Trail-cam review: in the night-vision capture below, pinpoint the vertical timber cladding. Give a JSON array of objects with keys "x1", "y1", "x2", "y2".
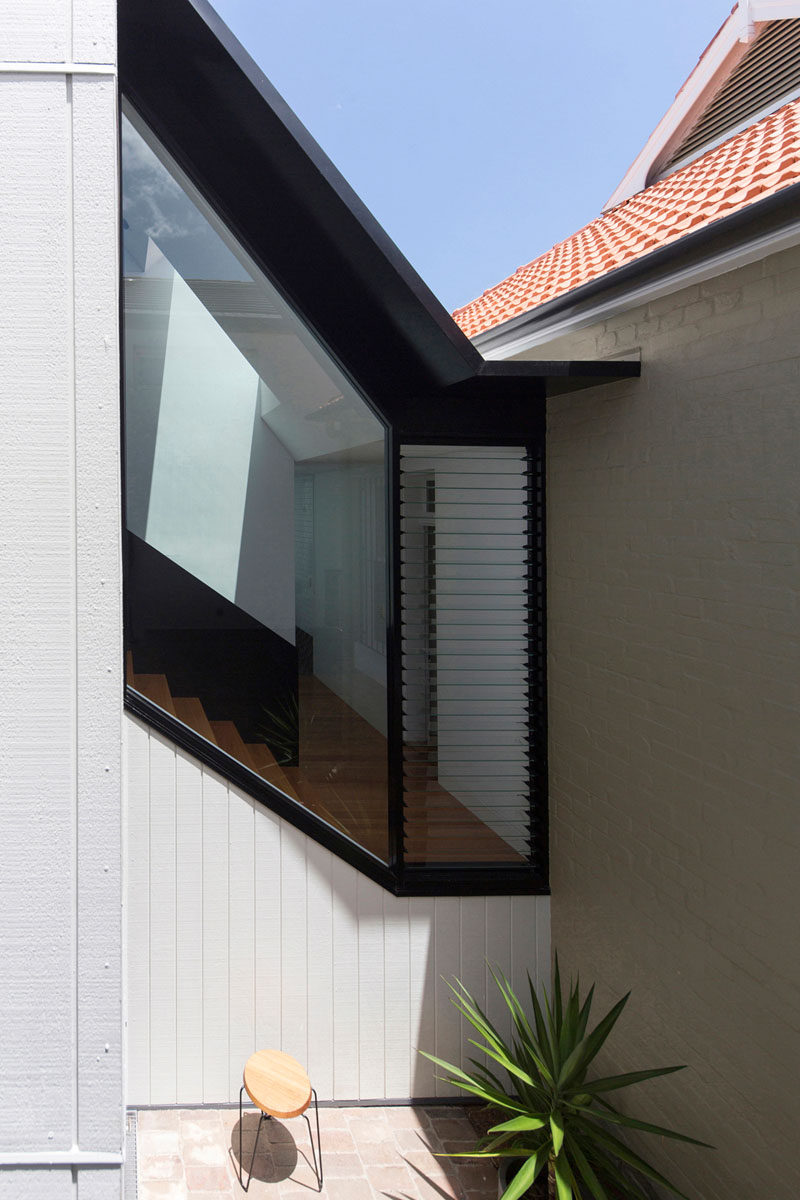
[{"x1": 399, "y1": 445, "x2": 543, "y2": 870}]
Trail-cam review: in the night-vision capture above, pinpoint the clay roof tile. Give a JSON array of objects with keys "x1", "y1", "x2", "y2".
[{"x1": 453, "y1": 97, "x2": 800, "y2": 339}]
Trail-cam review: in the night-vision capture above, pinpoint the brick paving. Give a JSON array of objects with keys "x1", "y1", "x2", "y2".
[{"x1": 136, "y1": 1104, "x2": 497, "y2": 1200}]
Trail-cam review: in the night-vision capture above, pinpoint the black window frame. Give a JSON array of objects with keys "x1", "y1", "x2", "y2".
[{"x1": 118, "y1": 0, "x2": 638, "y2": 896}]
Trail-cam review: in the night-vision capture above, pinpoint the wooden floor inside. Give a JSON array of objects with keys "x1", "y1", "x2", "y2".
[
  {"x1": 293, "y1": 677, "x2": 523, "y2": 864},
  {"x1": 128, "y1": 655, "x2": 524, "y2": 865}
]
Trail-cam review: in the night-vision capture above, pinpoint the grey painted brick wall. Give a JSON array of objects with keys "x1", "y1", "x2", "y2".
[{"x1": 519, "y1": 247, "x2": 800, "y2": 1200}]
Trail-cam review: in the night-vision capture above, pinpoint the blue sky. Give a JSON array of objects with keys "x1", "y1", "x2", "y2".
[{"x1": 212, "y1": 0, "x2": 731, "y2": 312}]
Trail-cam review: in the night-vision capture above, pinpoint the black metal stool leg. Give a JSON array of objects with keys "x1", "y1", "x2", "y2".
[
  {"x1": 238, "y1": 1087, "x2": 269, "y2": 1192},
  {"x1": 302, "y1": 1087, "x2": 323, "y2": 1192}
]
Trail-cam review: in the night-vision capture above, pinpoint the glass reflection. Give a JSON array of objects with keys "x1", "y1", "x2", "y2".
[{"x1": 122, "y1": 105, "x2": 389, "y2": 861}]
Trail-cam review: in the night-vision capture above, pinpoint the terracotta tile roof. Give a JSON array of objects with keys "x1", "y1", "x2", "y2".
[{"x1": 453, "y1": 96, "x2": 800, "y2": 339}]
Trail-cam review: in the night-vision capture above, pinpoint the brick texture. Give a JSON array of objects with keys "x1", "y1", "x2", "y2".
[{"x1": 525, "y1": 245, "x2": 800, "y2": 1200}]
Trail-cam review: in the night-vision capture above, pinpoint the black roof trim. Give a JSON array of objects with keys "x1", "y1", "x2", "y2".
[
  {"x1": 443, "y1": 358, "x2": 641, "y2": 401},
  {"x1": 119, "y1": 0, "x2": 629, "y2": 409},
  {"x1": 119, "y1": 0, "x2": 482, "y2": 403}
]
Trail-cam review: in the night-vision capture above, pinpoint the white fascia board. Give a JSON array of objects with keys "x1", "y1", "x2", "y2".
[
  {"x1": 474, "y1": 217, "x2": 800, "y2": 360},
  {"x1": 604, "y1": 4, "x2": 765, "y2": 211},
  {"x1": 754, "y1": 1, "x2": 800, "y2": 16}
]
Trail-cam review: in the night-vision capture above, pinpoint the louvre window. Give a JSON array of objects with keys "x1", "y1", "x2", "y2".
[{"x1": 400, "y1": 446, "x2": 539, "y2": 868}]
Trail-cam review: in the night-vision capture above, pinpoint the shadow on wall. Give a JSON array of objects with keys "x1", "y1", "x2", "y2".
[{"x1": 124, "y1": 715, "x2": 550, "y2": 1109}]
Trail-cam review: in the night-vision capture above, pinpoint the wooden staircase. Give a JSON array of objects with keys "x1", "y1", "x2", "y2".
[
  {"x1": 126, "y1": 651, "x2": 366, "y2": 848},
  {"x1": 126, "y1": 653, "x2": 523, "y2": 865}
]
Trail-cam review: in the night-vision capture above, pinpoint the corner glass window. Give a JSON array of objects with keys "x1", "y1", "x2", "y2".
[{"x1": 122, "y1": 106, "x2": 389, "y2": 862}]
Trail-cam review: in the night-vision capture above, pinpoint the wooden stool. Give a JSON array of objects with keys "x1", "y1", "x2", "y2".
[{"x1": 238, "y1": 1049, "x2": 322, "y2": 1192}]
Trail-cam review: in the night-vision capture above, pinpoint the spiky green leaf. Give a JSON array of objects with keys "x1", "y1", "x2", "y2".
[
  {"x1": 553, "y1": 956, "x2": 564, "y2": 1028},
  {"x1": 580, "y1": 1065, "x2": 686, "y2": 1095},
  {"x1": 553, "y1": 1150, "x2": 575, "y2": 1200},
  {"x1": 527, "y1": 974, "x2": 557, "y2": 1076},
  {"x1": 557, "y1": 992, "x2": 630, "y2": 1089},
  {"x1": 575, "y1": 1141, "x2": 652, "y2": 1200},
  {"x1": 500, "y1": 1146, "x2": 549, "y2": 1200},
  {"x1": 574, "y1": 1118, "x2": 693, "y2": 1199},
  {"x1": 583, "y1": 1106, "x2": 714, "y2": 1147},
  {"x1": 550, "y1": 1111, "x2": 565, "y2": 1155},
  {"x1": 489, "y1": 1115, "x2": 548, "y2": 1133},
  {"x1": 563, "y1": 1130, "x2": 610, "y2": 1200}
]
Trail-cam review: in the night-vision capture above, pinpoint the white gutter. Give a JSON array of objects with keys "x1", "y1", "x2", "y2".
[
  {"x1": 0, "y1": 1149, "x2": 124, "y2": 1167},
  {"x1": 474, "y1": 216, "x2": 800, "y2": 361}
]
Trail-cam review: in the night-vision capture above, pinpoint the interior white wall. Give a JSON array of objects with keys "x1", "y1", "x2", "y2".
[
  {"x1": 309, "y1": 464, "x2": 387, "y2": 734},
  {"x1": 145, "y1": 269, "x2": 258, "y2": 603},
  {"x1": 234, "y1": 411, "x2": 295, "y2": 645},
  {"x1": 0, "y1": 3, "x2": 122, "y2": 1195},
  {"x1": 125, "y1": 713, "x2": 550, "y2": 1105}
]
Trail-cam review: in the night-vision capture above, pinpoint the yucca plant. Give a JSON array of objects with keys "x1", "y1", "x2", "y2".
[{"x1": 421, "y1": 960, "x2": 711, "y2": 1200}]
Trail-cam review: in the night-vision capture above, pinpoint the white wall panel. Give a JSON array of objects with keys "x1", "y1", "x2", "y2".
[
  {"x1": 408, "y1": 898, "x2": 436, "y2": 1096},
  {"x1": 279, "y1": 825, "x2": 308, "y2": 1076},
  {"x1": 228, "y1": 793, "x2": 255, "y2": 1099},
  {"x1": 124, "y1": 718, "x2": 151, "y2": 1104},
  {"x1": 201, "y1": 772, "x2": 229, "y2": 1103},
  {"x1": 331, "y1": 857, "x2": 359, "y2": 1098},
  {"x1": 0, "y1": 72, "x2": 74, "y2": 1152},
  {"x1": 0, "y1": 2, "x2": 121, "y2": 1193},
  {"x1": 306, "y1": 841, "x2": 334, "y2": 1099},
  {"x1": 0, "y1": 1172, "x2": 74, "y2": 1200},
  {"x1": 357, "y1": 874, "x2": 386, "y2": 1099},
  {"x1": 125, "y1": 713, "x2": 550, "y2": 1105},
  {"x1": 73, "y1": 69, "x2": 122, "y2": 1156},
  {"x1": 485, "y1": 895, "x2": 513, "y2": 1048},
  {"x1": 254, "y1": 807, "x2": 282, "y2": 1053},
  {"x1": 0, "y1": 0, "x2": 68, "y2": 61},
  {"x1": 433, "y1": 898, "x2": 460, "y2": 1097},
  {"x1": 175, "y1": 751, "x2": 203, "y2": 1101},
  {"x1": 148, "y1": 738, "x2": 177, "y2": 1105},
  {"x1": 72, "y1": 0, "x2": 116, "y2": 63},
  {"x1": 458, "y1": 896, "x2": 487, "y2": 1075},
  {"x1": 383, "y1": 894, "x2": 411, "y2": 1098}
]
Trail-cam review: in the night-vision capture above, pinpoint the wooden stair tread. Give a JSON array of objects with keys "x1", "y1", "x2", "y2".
[
  {"x1": 282, "y1": 768, "x2": 387, "y2": 858},
  {"x1": 132, "y1": 673, "x2": 177, "y2": 717},
  {"x1": 126, "y1": 662, "x2": 518, "y2": 867},
  {"x1": 173, "y1": 697, "x2": 217, "y2": 744},
  {"x1": 246, "y1": 743, "x2": 302, "y2": 803},
  {"x1": 210, "y1": 721, "x2": 256, "y2": 770},
  {"x1": 282, "y1": 769, "x2": 362, "y2": 841}
]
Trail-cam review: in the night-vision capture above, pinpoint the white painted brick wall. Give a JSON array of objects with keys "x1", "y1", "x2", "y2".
[
  {"x1": 0, "y1": 3, "x2": 121, "y2": 1196},
  {"x1": 517, "y1": 248, "x2": 800, "y2": 1200}
]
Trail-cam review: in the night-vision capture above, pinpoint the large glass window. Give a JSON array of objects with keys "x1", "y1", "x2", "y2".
[{"x1": 122, "y1": 106, "x2": 389, "y2": 861}]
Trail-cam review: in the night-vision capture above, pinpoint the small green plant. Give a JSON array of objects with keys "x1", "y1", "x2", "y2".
[
  {"x1": 259, "y1": 693, "x2": 300, "y2": 765},
  {"x1": 421, "y1": 959, "x2": 711, "y2": 1200}
]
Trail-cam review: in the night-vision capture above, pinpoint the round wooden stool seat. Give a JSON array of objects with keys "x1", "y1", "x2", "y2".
[{"x1": 242, "y1": 1049, "x2": 312, "y2": 1120}]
